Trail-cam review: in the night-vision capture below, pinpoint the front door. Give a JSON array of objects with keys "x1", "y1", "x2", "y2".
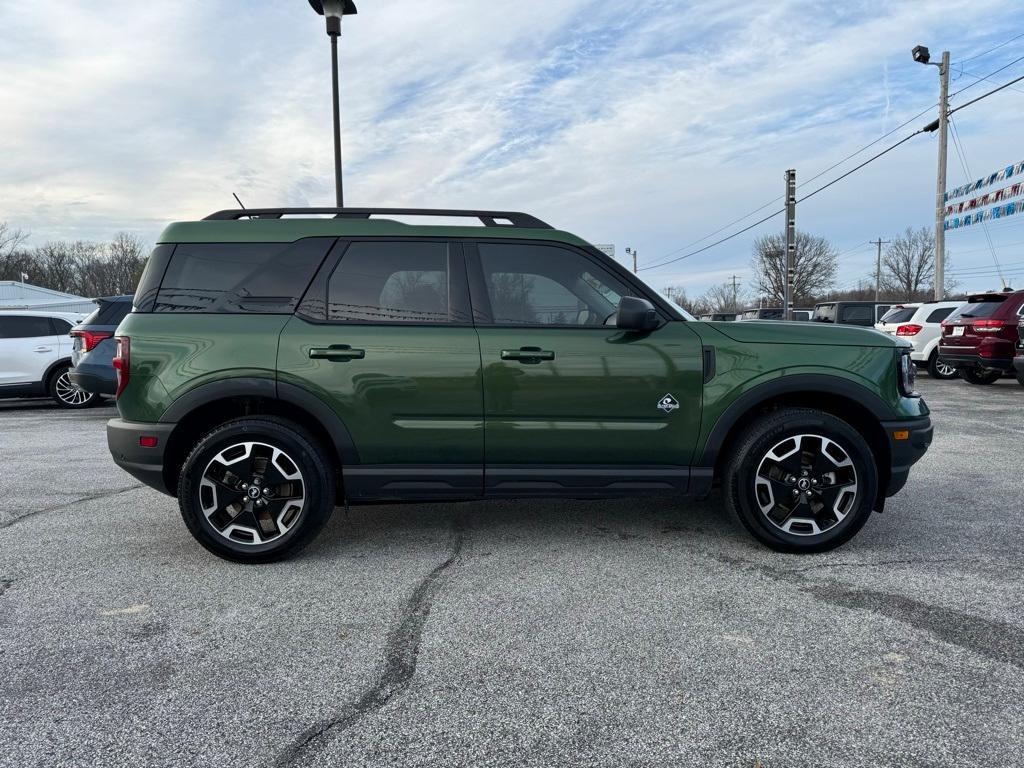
[
  {"x1": 468, "y1": 241, "x2": 703, "y2": 496},
  {"x1": 278, "y1": 239, "x2": 484, "y2": 501}
]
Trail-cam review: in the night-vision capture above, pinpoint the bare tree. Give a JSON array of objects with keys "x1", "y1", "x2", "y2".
[
  {"x1": 0, "y1": 222, "x2": 32, "y2": 281},
  {"x1": 700, "y1": 281, "x2": 747, "y2": 313},
  {"x1": 879, "y1": 227, "x2": 958, "y2": 299},
  {"x1": 105, "y1": 232, "x2": 148, "y2": 294},
  {"x1": 661, "y1": 285, "x2": 709, "y2": 316},
  {"x1": 751, "y1": 231, "x2": 839, "y2": 305}
]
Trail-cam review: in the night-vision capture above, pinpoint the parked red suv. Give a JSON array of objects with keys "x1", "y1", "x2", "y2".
[{"x1": 939, "y1": 289, "x2": 1024, "y2": 385}]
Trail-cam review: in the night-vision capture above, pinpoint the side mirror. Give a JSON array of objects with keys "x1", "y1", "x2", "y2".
[{"x1": 616, "y1": 296, "x2": 659, "y2": 332}]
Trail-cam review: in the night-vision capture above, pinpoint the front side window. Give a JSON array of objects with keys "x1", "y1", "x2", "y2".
[
  {"x1": 0, "y1": 316, "x2": 54, "y2": 339},
  {"x1": 476, "y1": 243, "x2": 630, "y2": 326},
  {"x1": 154, "y1": 239, "x2": 333, "y2": 313},
  {"x1": 327, "y1": 241, "x2": 462, "y2": 323}
]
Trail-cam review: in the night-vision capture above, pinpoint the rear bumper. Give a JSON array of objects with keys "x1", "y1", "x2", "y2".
[
  {"x1": 69, "y1": 365, "x2": 116, "y2": 395},
  {"x1": 937, "y1": 351, "x2": 1014, "y2": 371},
  {"x1": 107, "y1": 418, "x2": 176, "y2": 496},
  {"x1": 881, "y1": 417, "x2": 933, "y2": 498}
]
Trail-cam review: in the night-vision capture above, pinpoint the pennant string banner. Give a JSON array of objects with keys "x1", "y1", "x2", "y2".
[
  {"x1": 945, "y1": 200, "x2": 1023, "y2": 230},
  {"x1": 944, "y1": 181, "x2": 1024, "y2": 218},
  {"x1": 945, "y1": 160, "x2": 1024, "y2": 202}
]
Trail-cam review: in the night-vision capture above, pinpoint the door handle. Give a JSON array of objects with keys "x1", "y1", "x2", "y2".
[
  {"x1": 308, "y1": 344, "x2": 365, "y2": 361},
  {"x1": 501, "y1": 347, "x2": 555, "y2": 364},
  {"x1": 34, "y1": 346, "x2": 53, "y2": 353}
]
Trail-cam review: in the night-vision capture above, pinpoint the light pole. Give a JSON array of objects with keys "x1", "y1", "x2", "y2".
[
  {"x1": 913, "y1": 44, "x2": 949, "y2": 300},
  {"x1": 308, "y1": 0, "x2": 358, "y2": 208},
  {"x1": 626, "y1": 247, "x2": 638, "y2": 274}
]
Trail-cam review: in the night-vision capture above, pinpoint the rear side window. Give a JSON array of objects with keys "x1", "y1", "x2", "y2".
[
  {"x1": 134, "y1": 244, "x2": 175, "y2": 312},
  {"x1": 81, "y1": 301, "x2": 132, "y2": 326},
  {"x1": 0, "y1": 316, "x2": 54, "y2": 338},
  {"x1": 327, "y1": 241, "x2": 467, "y2": 324},
  {"x1": 50, "y1": 318, "x2": 73, "y2": 334},
  {"x1": 925, "y1": 307, "x2": 955, "y2": 323},
  {"x1": 880, "y1": 306, "x2": 916, "y2": 323},
  {"x1": 813, "y1": 304, "x2": 836, "y2": 322},
  {"x1": 840, "y1": 305, "x2": 873, "y2": 324},
  {"x1": 153, "y1": 239, "x2": 334, "y2": 313}
]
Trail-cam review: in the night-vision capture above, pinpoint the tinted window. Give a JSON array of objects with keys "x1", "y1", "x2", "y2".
[
  {"x1": 880, "y1": 306, "x2": 917, "y2": 324},
  {"x1": 50, "y1": 318, "x2": 73, "y2": 334},
  {"x1": 327, "y1": 241, "x2": 460, "y2": 323},
  {"x1": 925, "y1": 307, "x2": 955, "y2": 323},
  {"x1": 476, "y1": 243, "x2": 631, "y2": 326},
  {"x1": 839, "y1": 305, "x2": 873, "y2": 323},
  {"x1": 134, "y1": 244, "x2": 175, "y2": 312},
  {"x1": 813, "y1": 304, "x2": 836, "y2": 322},
  {"x1": 0, "y1": 316, "x2": 54, "y2": 339},
  {"x1": 154, "y1": 239, "x2": 333, "y2": 313},
  {"x1": 954, "y1": 299, "x2": 1003, "y2": 319}
]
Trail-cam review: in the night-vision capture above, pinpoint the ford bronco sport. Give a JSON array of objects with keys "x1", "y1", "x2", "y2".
[{"x1": 107, "y1": 208, "x2": 932, "y2": 562}]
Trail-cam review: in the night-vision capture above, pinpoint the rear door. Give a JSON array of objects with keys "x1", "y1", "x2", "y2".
[
  {"x1": 278, "y1": 239, "x2": 484, "y2": 501},
  {"x1": 0, "y1": 315, "x2": 61, "y2": 385},
  {"x1": 468, "y1": 240, "x2": 703, "y2": 496}
]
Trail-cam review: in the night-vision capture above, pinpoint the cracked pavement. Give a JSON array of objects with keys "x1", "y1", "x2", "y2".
[{"x1": 0, "y1": 378, "x2": 1022, "y2": 767}]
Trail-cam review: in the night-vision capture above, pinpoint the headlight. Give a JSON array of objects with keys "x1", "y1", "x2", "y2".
[{"x1": 898, "y1": 350, "x2": 917, "y2": 397}]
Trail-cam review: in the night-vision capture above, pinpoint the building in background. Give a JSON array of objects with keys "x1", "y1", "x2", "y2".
[{"x1": 0, "y1": 281, "x2": 95, "y2": 314}]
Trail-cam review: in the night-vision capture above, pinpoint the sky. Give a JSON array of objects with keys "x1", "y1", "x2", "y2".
[{"x1": 1, "y1": 0, "x2": 1023, "y2": 298}]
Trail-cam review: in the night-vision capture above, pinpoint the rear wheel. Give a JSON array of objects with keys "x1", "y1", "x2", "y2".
[
  {"x1": 960, "y1": 368, "x2": 1002, "y2": 385},
  {"x1": 927, "y1": 351, "x2": 959, "y2": 380},
  {"x1": 177, "y1": 417, "x2": 335, "y2": 563},
  {"x1": 1016, "y1": 366, "x2": 1024, "y2": 388},
  {"x1": 723, "y1": 408, "x2": 878, "y2": 553},
  {"x1": 49, "y1": 365, "x2": 100, "y2": 409}
]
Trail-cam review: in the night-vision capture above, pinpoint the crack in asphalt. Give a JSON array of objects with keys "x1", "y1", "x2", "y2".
[
  {"x1": 0, "y1": 484, "x2": 144, "y2": 529},
  {"x1": 0, "y1": 579, "x2": 13, "y2": 598},
  {"x1": 712, "y1": 553, "x2": 1024, "y2": 670},
  {"x1": 275, "y1": 511, "x2": 469, "y2": 767}
]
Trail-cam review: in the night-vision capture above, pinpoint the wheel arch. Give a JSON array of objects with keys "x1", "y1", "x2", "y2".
[
  {"x1": 701, "y1": 375, "x2": 892, "y2": 507},
  {"x1": 42, "y1": 357, "x2": 73, "y2": 388},
  {"x1": 159, "y1": 378, "x2": 358, "y2": 498}
]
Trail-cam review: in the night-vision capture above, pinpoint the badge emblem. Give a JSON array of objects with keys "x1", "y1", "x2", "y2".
[{"x1": 657, "y1": 394, "x2": 680, "y2": 413}]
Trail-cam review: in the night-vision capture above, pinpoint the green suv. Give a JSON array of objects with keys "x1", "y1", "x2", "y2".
[{"x1": 106, "y1": 208, "x2": 932, "y2": 562}]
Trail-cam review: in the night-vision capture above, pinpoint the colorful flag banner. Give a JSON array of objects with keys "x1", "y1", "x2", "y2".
[
  {"x1": 944, "y1": 181, "x2": 1024, "y2": 218},
  {"x1": 945, "y1": 160, "x2": 1024, "y2": 202},
  {"x1": 945, "y1": 200, "x2": 1023, "y2": 230}
]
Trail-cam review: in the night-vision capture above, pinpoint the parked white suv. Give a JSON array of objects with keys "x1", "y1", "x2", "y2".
[
  {"x1": 0, "y1": 311, "x2": 101, "y2": 408},
  {"x1": 875, "y1": 301, "x2": 963, "y2": 379}
]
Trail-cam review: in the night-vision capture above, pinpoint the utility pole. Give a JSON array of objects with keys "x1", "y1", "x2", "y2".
[
  {"x1": 784, "y1": 169, "x2": 797, "y2": 320},
  {"x1": 871, "y1": 238, "x2": 890, "y2": 302},
  {"x1": 626, "y1": 247, "x2": 638, "y2": 274},
  {"x1": 934, "y1": 50, "x2": 950, "y2": 300},
  {"x1": 730, "y1": 274, "x2": 740, "y2": 310}
]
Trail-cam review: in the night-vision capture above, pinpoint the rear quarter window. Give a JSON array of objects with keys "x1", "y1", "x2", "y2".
[
  {"x1": 924, "y1": 307, "x2": 955, "y2": 324},
  {"x1": 880, "y1": 306, "x2": 917, "y2": 324},
  {"x1": 153, "y1": 238, "x2": 334, "y2": 313}
]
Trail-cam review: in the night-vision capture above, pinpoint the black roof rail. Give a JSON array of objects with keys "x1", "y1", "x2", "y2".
[{"x1": 203, "y1": 207, "x2": 553, "y2": 229}]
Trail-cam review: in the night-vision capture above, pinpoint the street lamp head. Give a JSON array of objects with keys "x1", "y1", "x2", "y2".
[
  {"x1": 308, "y1": 0, "x2": 357, "y2": 36},
  {"x1": 911, "y1": 45, "x2": 931, "y2": 65}
]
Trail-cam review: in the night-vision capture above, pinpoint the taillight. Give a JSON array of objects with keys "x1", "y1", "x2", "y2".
[
  {"x1": 70, "y1": 329, "x2": 113, "y2": 352},
  {"x1": 112, "y1": 336, "x2": 130, "y2": 399},
  {"x1": 896, "y1": 324, "x2": 923, "y2": 337},
  {"x1": 971, "y1": 319, "x2": 1005, "y2": 333}
]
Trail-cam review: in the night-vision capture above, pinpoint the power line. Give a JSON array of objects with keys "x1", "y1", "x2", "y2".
[
  {"x1": 949, "y1": 54, "x2": 1024, "y2": 99},
  {"x1": 956, "y1": 68, "x2": 1024, "y2": 95},
  {"x1": 637, "y1": 206, "x2": 785, "y2": 271},
  {"x1": 948, "y1": 116, "x2": 1005, "y2": 285},
  {"x1": 954, "y1": 32, "x2": 1024, "y2": 67},
  {"x1": 950, "y1": 71, "x2": 1024, "y2": 115}
]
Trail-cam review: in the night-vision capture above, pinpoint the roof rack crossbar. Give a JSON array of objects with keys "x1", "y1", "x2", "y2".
[{"x1": 203, "y1": 207, "x2": 553, "y2": 229}]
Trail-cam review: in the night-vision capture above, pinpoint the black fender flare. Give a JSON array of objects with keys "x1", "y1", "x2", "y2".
[
  {"x1": 42, "y1": 357, "x2": 74, "y2": 388},
  {"x1": 698, "y1": 373, "x2": 892, "y2": 467},
  {"x1": 158, "y1": 377, "x2": 360, "y2": 465}
]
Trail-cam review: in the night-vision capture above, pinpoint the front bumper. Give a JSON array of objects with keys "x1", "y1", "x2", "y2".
[
  {"x1": 107, "y1": 418, "x2": 177, "y2": 496},
  {"x1": 880, "y1": 417, "x2": 933, "y2": 498}
]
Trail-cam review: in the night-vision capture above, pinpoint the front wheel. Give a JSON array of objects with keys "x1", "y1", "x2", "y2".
[
  {"x1": 723, "y1": 408, "x2": 878, "y2": 553},
  {"x1": 177, "y1": 417, "x2": 335, "y2": 563},
  {"x1": 49, "y1": 365, "x2": 101, "y2": 409},
  {"x1": 960, "y1": 367, "x2": 1002, "y2": 385},
  {"x1": 927, "y1": 351, "x2": 959, "y2": 380}
]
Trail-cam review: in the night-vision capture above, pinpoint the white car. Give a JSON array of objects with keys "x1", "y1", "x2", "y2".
[
  {"x1": 0, "y1": 310, "x2": 101, "y2": 408},
  {"x1": 874, "y1": 301, "x2": 963, "y2": 379}
]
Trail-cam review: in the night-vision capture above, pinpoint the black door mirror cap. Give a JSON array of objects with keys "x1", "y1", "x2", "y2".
[{"x1": 616, "y1": 296, "x2": 660, "y2": 332}]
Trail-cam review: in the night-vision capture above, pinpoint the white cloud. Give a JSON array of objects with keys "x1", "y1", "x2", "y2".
[{"x1": 1, "y1": 0, "x2": 1022, "y2": 295}]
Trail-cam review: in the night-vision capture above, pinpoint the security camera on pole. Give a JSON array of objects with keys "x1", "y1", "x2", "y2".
[
  {"x1": 912, "y1": 44, "x2": 950, "y2": 300},
  {"x1": 308, "y1": 0, "x2": 358, "y2": 208}
]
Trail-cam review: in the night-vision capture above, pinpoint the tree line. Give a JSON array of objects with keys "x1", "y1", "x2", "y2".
[
  {"x1": 0, "y1": 222, "x2": 147, "y2": 298},
  {"x1": 665, "y1": 226, "x2": 962, "y2": 317}
]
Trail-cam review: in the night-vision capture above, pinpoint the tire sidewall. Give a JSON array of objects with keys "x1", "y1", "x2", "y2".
[
  {"x1": 729, "y1": 411, "x2": 878, "y2": 553},
  {"x1": 960, "y1": 368, "x2": 1000, "y2": 385},
  {"x1": 928, "y1": 351, "x2": 958, "y2": 380},
  {"x1": 178, "y1": 419, "x2": 334, "y2": 562}
]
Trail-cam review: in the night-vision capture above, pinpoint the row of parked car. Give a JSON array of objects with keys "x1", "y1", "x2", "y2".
[
  {"x1": 0, "y1": 295, "x2": 131, "y2": 408},
  {"x1": 2, "y1": 289, "x2": 1022, "y2": 410}
]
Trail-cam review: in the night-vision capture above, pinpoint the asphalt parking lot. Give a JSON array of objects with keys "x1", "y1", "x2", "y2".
[{"x1": 1, "y1": 378, "x2": 1022, "y2": 768}]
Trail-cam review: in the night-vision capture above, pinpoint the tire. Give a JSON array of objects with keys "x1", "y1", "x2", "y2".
[
  {"x1": 927, "y1": 351, "x2": 959, "y2": 380},
  {"x1": 48, "y1": 365, "x2": 101, "y2": 409},
  {"x1": 960, "y1": 368, "x2": 1002, "y2": 385},
  {"x1": 1016, "y1": 366, "x2": 1024, "y2": 388},
  {"x1": 722, "y1": 407, "x2": 878, "y2": 554},
  {"x1": 177, "y1": 417, "x2": 335, "y2": 563}
]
